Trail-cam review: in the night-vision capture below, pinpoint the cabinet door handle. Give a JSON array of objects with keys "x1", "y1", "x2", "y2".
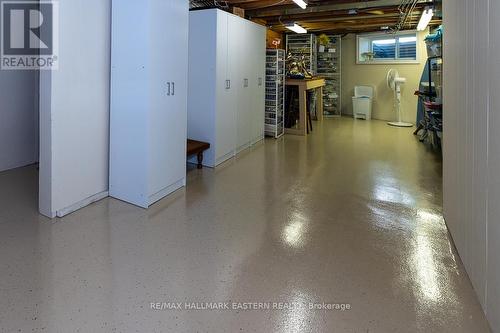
[
  {"x1": 258, "y1": 77, "x2": 262, "y2": 86},
  {"x1": 172, "y1": 82, "x2": 175, "y2": 96},
  {"x1": 226, "y1": 79, "x2": 231, "y2": 89},
  {"x1": 167, "y1": 82, "x2": 171, "y2": 96},
  {"x1": 244, "y1": 78, "x2": 248, "y2": 87}
]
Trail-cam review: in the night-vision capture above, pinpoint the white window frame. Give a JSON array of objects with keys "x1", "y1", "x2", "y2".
[{"x1": 356, "y1": 30, "x2": 420, "y2": 65}]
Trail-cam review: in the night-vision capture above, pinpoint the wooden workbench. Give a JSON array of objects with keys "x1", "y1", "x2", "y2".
[{"x1": 285, "y1": 77, "x2": 325, "y2": 136}]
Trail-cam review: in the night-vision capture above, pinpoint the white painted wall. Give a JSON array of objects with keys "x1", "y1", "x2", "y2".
[
  {"x1": 0, "y1": 71, "x2": 39, "y2": 172},
  {"x1": 443, "y1": 0, "x2": 500, "y2": 331},
  {"x1": 39, "y1": 0, "x2": 111, "y2": 217},
  {"x1": 487, "y1": 0, "x2": 500, "y2": 329}
]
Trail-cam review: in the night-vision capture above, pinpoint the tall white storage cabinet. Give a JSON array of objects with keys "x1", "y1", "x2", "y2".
[
  {"x1": 39, "y1": 0, "x2": 111, "y2": 218},
  {"x1": 188, "y1": 9, "x2": 266, "y2": 167},
  {"x1": 110, "y1": 0, "x2": 188, "y2": 208}
]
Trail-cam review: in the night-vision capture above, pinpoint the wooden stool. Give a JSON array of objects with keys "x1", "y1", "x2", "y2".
[{"x1": 187, "y1": 139, "x2": 210, "y2": 169}]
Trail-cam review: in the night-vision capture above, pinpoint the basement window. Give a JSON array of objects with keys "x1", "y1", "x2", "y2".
[{"x1": 357, "y1": 31, "x2": 419, "y2": 64}]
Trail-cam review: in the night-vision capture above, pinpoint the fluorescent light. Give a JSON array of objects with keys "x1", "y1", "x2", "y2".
[
  {"x1": 292, "y1": 0, "x2": 307, "y2": 9},
  {"x1": 285, "y1": 23, "x2": 307, "y2": 34},
  {"x1": 417, "y1": 7, "x2": 434, "y2": 31},
  {"x1": 399, "y1": 36, "x2": 417, "y2": 43}
]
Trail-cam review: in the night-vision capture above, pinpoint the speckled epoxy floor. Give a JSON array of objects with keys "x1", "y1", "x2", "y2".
[{"x1": 0, "y1": 118, "x2": 491, "y2": 332}]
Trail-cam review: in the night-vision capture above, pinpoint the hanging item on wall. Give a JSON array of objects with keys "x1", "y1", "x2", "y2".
[{"x1": 286, "y1": 50, "x2": 312, "y2": 79}]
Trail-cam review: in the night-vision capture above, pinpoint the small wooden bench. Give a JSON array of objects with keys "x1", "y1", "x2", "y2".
[{"x1": 187, "y1": 139, "x2": 210, "y2": 169}]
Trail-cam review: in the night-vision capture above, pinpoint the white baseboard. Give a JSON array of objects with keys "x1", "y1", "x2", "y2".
[
  {"x1": 55, "y1": 191, "x2": 109, "y2": 218},
  {"x1": 148, "y1": 178, "x2": 185, "y2": 206}
]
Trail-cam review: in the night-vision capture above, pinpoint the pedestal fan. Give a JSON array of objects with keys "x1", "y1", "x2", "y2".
[{"x1": 387, "y1": 69, "x2": 413, "y2": 127}]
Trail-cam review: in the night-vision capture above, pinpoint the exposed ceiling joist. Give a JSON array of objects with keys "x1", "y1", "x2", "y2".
[
  {"x1": 246, "y1": 0, "x2": 404, "y2": 17},
  {"x1": 189, "y1": 0, "x2": 441, "y2": 34},
  {"x1": 263, "y1": 5, "x2": 425, "y2": 24}
]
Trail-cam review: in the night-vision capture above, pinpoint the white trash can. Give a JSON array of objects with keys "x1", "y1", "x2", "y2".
[{"x1": 352, "y1": 86, "x2": 374, "y2": 120}]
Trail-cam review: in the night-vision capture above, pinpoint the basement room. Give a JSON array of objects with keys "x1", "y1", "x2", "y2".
[{"x1": 0, "y1": 0, "x2": 498, "y2": 332}]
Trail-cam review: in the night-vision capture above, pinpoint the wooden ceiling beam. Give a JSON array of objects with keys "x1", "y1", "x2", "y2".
[
  {"x1": 246, "y1": 0, "x2": 404, "y2": 17},
  {"x1": 269, "y1": 13, "x2": 402, "y2": 25},
  {"x1": 226, "y1": 0, "x2": 373, "y2": 9},
  {"x1": 271, "y1": 18, "x2": 441, "y2": 33},
  {"x1": 264, "y1": 7, "x2": 419, "y2": 24},
  {"x1": 236, "y1": 0, "x2": 386, "y2": 11},
  {"x1": 227, "y1": 0, "x2": 295, "y2": 11},
  {"x1": 258, "y1": 4, "x2": 428, "y2": 22},
  {"x1": 189, "y1": 0, "x2": 441, "y2": 34}
]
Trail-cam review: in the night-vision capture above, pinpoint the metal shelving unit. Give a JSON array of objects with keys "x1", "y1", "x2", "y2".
[
  {"x1": 265, "y1": 49, "x2": 285, "y2": 138},
  {"x1": 317, "y1": 35, "x2": 342, "y2": 117},
  {"x1": 286, "y1": 34, "x2": 317, "y2": 75}
]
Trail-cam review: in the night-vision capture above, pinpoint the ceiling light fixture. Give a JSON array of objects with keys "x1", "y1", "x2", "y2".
[
  {"x1": 285, "y1": 23, "x2": 307, "y2": 34},
  {"x1": 292, "y1": 0, "x2": 307, "y2": 9},
  {"x1": 417, "y1": 7, "x2": 434, "y2": 31}
]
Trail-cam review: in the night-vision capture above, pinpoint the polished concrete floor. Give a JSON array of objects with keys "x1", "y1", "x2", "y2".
[{"x1": 0, "y1": 118, "x2": 491, "y2": 332}]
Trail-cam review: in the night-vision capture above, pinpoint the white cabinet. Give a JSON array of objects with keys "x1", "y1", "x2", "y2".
[
  {"x1": 188, "y1": 9, "x2": 266, "y2": 167},
  {"x1": 109, "y1": 0, "x2": 188, "y2": 208},
  {"x1": 251, "y1": 23, "x2": 266, "y2": 144},
  {"x1": 234, "y1": 16, "x2": 250, "y2": 154},
  {"x1": 39, "y1": 0, "x2": 111, "y2": 218}
]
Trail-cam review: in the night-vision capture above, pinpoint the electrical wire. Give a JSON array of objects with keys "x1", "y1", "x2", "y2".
[{"x1": 392, "y1": 0, "x2": 419, "y2": 32}]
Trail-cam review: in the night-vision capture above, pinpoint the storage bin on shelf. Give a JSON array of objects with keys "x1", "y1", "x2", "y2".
[{"x1": 425, "y1": 26, "x2": 443, "y2": 57}]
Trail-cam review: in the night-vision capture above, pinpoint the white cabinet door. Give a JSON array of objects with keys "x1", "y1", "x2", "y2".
[
  {"x1": 169, "y1": 0, "x2": 189, "y2": 177},
  {"x1": 251, "y1": 24, "x2": 266, "y2": 144},
  {"x1": 248, "y1": 23, "x2": 257, "y2": 144},
  {"x1": 215, "y1": 11, "x2": 237, "y2": 165},
  {"x1": 234, "y1": 18, "x2": 253, "y2": 153},
  {"x1": 258, "y1": 27, "x2": 266, "y2": 141},
  {"x1": 148, "y1": 0, "x2": 188, "y2": 201}
]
